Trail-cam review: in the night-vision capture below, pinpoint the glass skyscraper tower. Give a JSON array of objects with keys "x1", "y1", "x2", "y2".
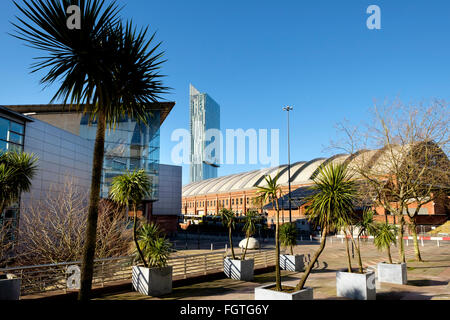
[{"x1": 189, "y1": 84, "x2": 220, "y2": 183}]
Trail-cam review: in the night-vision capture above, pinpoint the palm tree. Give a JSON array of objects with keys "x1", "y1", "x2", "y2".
[
  {"x1": 256, "y1": 172, "x2": 282, "y2": 291},
  {"x1": 279, "y1": 222, "x2": 298, "y2": 255},
  {"x1": 0, "y1": 151, "x2": 37, "y2": 267},
  {"x1": 220, "y1": 208, "x2": 236, "y2": 260},
  {"x1": 13, "y1": 0, "x2": 169, "y2": 300},
  {"x1": 334, "y1": 214, "x2": 353, "y2": 273},
  {"x1": 374, "y1": 223, "x2": 397, "y2": 264},
  {"x1": 295, "y1": 163, "x2": 356, "y2": 291},
  {"x1": 241, "y1": 209, "x2": 259, "y2": 261},
  {"x1": 352, "y1": 209, "x2": 377, "y2": 273},
  {"x1": 109, "y1": 169, "x2": 151, "y2": 268},
  {"x1": 0, "y1": 151, "x2": 37, "y2": 214}
]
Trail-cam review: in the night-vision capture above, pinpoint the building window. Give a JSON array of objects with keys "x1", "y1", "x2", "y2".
[
  {"x1": 81, "y1": 111, "x2": 161, "y2": 200},
  {"x1": 226, "y1": 199, "x2": 228, "y2": 205},
  {"x1": 232, "y1": 199, "x2": 234, "y2": 205},
  {"x1": 0, "y1": 117, "x2": 25, "y2": 152},
  {"x1": 240, "y1": 198, "x2": 243, "y2": 205}
]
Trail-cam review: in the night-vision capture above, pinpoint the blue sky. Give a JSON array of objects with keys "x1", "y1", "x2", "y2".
[{"x1": 1, "y1": 0, "x2": 450, "y2": 184}]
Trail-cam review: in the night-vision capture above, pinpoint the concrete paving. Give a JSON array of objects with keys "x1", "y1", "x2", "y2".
[{"x1": 94, "y1": 240, "x2": 450, "y2": 300}]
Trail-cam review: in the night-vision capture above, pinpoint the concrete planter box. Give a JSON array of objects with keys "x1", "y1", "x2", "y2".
[
  {"x1": 132, "y1": 266, "x2": 172, "y2": 296},
  {"x1": 336, "y1": 270, "x2": 376, "y2": 300},
  {"x1": 0, "y1": 278, "x2": 21, "y2": 300},
  {"x1": 223, "y1": 258, "x2": 254, "y2": 281},
  {"x1": 254, "y1": 283, "x2": 313, "y2": 300},
  {"x1": 280, "y1": 254, "x2": 304, "y2": 272},
  {"x1": 377, "y1": 263, "x2": 407, "y2": 285}
]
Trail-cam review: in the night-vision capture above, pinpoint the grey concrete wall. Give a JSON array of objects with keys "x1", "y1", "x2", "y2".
[
  {"x1": 21, "y1": 119, "x2": 94, "y2": 208},
  {"x1": 152, "y1": 164, "x2": 181, "y2": 216}
]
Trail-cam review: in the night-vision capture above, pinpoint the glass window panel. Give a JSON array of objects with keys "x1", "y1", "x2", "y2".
[
  {"x1": 129, "y1": 158, "x2": 140, "y2": 170},
  {"x1": 10, "y1": 122, "x2": 24, "y2": 134},
  {"x1": 9, "y1": 132, "x2": 23, "y2": 145},
  {"x1": 0, "y1": 140, "x2": 7, "y2": 151},
  {"x1": 80, "y1": 110, "x2": 160, "y2": 200},
  {"x1": 0, "y1": 118, "x2": 8, "y2": 141},
  {"x1": 8, "y1": 143, "x2": 23, "y2": 153}
]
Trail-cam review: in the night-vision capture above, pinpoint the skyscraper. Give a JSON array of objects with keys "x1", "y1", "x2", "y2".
[{"x1": 189, "y1": 84, "x2": 220, "y2": 183}]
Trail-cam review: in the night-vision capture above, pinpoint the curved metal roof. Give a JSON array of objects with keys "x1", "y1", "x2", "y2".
[{"x1": 182, "y1": 146, "x2": 424, "y2": 197}]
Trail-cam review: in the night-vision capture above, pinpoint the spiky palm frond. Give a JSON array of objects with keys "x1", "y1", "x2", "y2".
[
  {"x1": 137, "y1": 222, "x2": 171, "y2": 268},
  {"x1": 279, "y1": 222, "x2": 298, "y2": 249},
  {"x1": 243, "y1": 210, "x2": 259, "y2": 238},
  {"x1": 11, "y1": 0, "x2": 121, "y2": 108},
  {"x1": 220, "y1": 208, "x2": 236, "y2": 230},
  {"x1": 256, "y1": 172, "x2": 282, "y2": 205},
  {"x1": 91, "y1": 20, "x2": 170, "y2": 128},
  {"x1": 355, "y1": 209, "x2": 377, "y2": 237},
  {"x1": 12, "y1": 0, "x2": 170, "y2": 128},
  {"x1": 374, "y1": 223, "x2": 397, "y2": 251},
  {"x1": 0, "y1": 151, "x2": 38, "y2": 212},
  {"x1": 305, "y1": 163, "x2": 356, "y2": 231},
  {"x1": 109, "y1": 169, "x2": 151, "y2": 207}
]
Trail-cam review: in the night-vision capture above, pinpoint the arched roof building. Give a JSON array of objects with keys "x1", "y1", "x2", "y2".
[
  {"x1": 182, "y1": 150, "x2": 373, "y2": 197},
  {"x1": 181, "y1": 145, "x2": 449, "y2": 226}
]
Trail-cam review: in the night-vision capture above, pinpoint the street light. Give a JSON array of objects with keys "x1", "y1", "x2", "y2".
[{"x1": 283, "y1": 106, "x2": 293, "y2": 223}]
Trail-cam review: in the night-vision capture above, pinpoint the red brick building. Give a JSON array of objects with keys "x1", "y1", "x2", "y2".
[{"x1": 182, "y1": 149, "x2": 449, "y2": 228}]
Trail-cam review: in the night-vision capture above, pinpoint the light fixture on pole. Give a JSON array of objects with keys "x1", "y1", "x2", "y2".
[{"x1": 282, "y1": 105, "x2": 293, "y2": 223}]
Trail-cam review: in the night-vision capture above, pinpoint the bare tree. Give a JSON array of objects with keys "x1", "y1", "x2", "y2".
[
  {"x1": 0, "y1": 219, "x2": 15, "y2": 268},
  {"x1": 331, "y1": 100, "x2": 450, "y2": 263},
  {"x1": 14, "y1": 178, "x2": 132, "y2": 266}
]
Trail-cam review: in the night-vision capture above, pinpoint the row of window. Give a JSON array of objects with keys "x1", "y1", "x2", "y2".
[
  {"x1": 185, "y1": 197, "x2": 256, "y2": 208},
  {"x1": 0, "y1": 116, "x2": 25, "y2": 239},
  {"x1": 0, "y1": 117, "x2": 25, "y2": 153}
]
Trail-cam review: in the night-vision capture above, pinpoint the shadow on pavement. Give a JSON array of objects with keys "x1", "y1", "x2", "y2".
[{"x1": 407, "y1": 279, "x2": 449, "y2": 287}]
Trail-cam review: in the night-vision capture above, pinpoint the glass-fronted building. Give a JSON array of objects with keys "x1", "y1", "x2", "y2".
[
  {"x1": 1, "y1": 102, "x2": 181, "y2": 238},
  {"x1": 80, "y1": 111, "x2": 161, "y2": 200},
  {"x1": 189, "y1": 84, "x2": 221, "y2": 183},
  {"x1": 0, "y1": 112, "x2": 25, "y2": 152},
  {"x1": 6, "y1": 102, "x2": 175, "y2": 205},
  {"x1": 0, "y1": 106, "x2": 32, "y2": 239}
]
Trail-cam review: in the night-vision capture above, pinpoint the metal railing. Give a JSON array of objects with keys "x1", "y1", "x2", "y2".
[
  {"x1": 0, "y1": 249, "x2": 277, "y2": 296},
  {"x1": 0, "y1": 256, "x2": 133, "y2": 296}
]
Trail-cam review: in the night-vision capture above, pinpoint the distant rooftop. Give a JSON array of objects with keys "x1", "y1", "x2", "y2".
[{"x1": 4, "y1": 102, "x2": 176, "y2": 125}]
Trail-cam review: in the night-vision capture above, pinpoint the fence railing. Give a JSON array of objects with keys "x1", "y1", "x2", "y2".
[
  {"x1": 0, "y1": 249, "x2": 277, "y2": 296},
  {"x1": 0, "y1": 256, "x2": 133, "y2": 296}
]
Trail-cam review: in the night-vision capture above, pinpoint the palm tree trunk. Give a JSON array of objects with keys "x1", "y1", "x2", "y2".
[
  {"x1": 133, "y1": 204, "x2": 147, "y2": 268},
  {"x1": 410, "y1": 218, "x2": 423, "y2": 262},
  {"x1": 296, "y1": 224, "x2": 328, "y2": 291},
  {"x1": 229, "y1": 227, "x2": 235, "y2": 260},
  {"x1": 79, "y1": 110, "x2": 106, "y2": 301},
  {"x1": 242, "y1": 234, "x2": 250, "y2": 261},
  {"x1": 344, "y1": 231, "x2": 352, "y2": 273},
  {"x1": 274, "y1": 200, "x2": 281, "y2": 291},
  {"x1": 398, "y1": 216, "x2": 406, "y2": 263},
  {"x1": 355, "y1": 236, "x2": 363, "y2": 273},
  {"x1": 290, "y1": 244, "x2": 294, "y2": 256},
  {"x1": 387, "y1": 245, "x2": 393, "y2": 264}
]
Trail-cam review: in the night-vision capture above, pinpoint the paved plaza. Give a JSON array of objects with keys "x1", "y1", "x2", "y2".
[{"x1": 95, "y1": 239, "x2": 450, "y2": 300}]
